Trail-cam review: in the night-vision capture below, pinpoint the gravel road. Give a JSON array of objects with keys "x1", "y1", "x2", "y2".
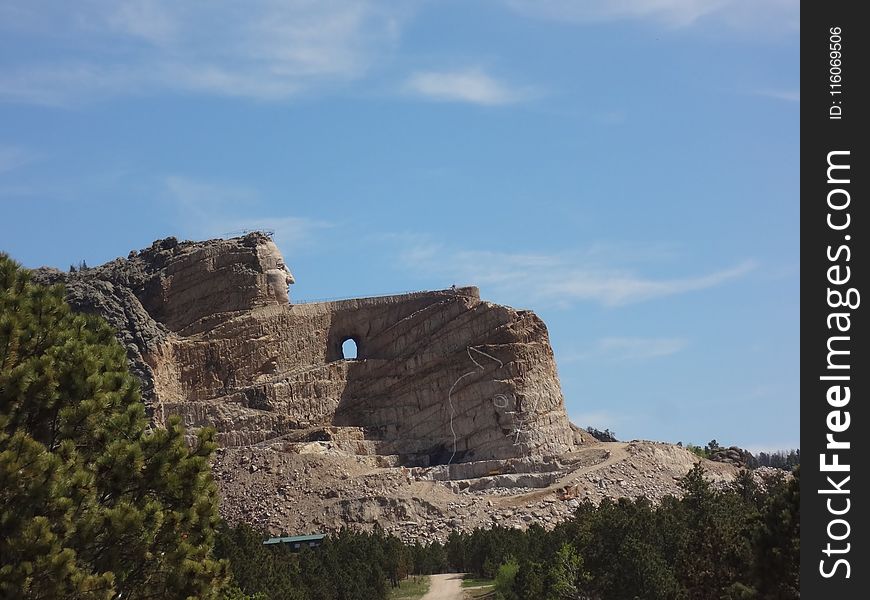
[{"x1": 420, "y1": 573, "x2": 465, "y2": 600}]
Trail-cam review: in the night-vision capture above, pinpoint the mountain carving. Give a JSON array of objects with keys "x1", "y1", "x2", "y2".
[{"x1": 34, "y1": 232, "x2": 578, "y2": 465}]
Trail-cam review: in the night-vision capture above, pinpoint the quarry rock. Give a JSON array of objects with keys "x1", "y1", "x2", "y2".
[{"x1": 34, "y1": 232, "x2": 577, "y2": 463}]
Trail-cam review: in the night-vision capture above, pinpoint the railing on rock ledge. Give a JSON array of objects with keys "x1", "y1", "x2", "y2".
[{"x1": 292, "y1": 286, "x2": 474, "y2": 305}]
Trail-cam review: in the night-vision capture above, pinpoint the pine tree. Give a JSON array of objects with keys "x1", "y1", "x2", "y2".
[
  {"x1": 675, "y1": 463, "x2": 756, "y2": 598},
  {"x1": 445, "y1": 530, "x2": 467, "y2": 572},
  {"x1": 0, "y1": 253, "x2": 227, "y2": 599},
  {"x1": 754, "y1": 467, "x2": 800, "y2": 598},
  {"x1": 546, "y1": 543, "x2": 588, "y2": 599},
  {"x1": 493, "y1": 559, "x2": 519, "y2": 600}
]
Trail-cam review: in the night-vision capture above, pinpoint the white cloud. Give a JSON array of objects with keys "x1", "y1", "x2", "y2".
[
  {"x1": 392, "y1": 237, "x2": 756, "y2": 308},
  {"x1": 504, "y1": 0, "x2": 798, "y2": 31},
  {"x1": 84, "y1": 0, "x2": 179, "y2": 45},
  {"x1": 0, "y1": 0, "x2": 411, "y2": 104},
  {"x1": 563, "y1": 337, "x2": 689, "y2": 363},
  {"x1": 164, "y1": 175, "x2": 332, "y2": 251},
  {"x1": 0, "y1": 64, "x2": 141, "y2": 107},
  {"x1": 404, "y1": 69, "x2": 531, "y2": 105},
  {"x1": 0, "y1": 145, "x2": 36, "y2": 173},
  {"x1": 754, "y1": 89, "x2": 800, "y2": 103},
  {"x1": 505, "y1": 0, "x2": 723, "y2": 26},
  {"x1": 165, "y1": 175, "x2": 258, "y2": 222},
  {"x1": 536, "y1": 260, "x2": 757, "y2": 306}
]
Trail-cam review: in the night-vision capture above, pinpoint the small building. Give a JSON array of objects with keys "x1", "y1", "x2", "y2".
[{"x1": 263, "y1": 533, "x2": 326, "y2": 551}]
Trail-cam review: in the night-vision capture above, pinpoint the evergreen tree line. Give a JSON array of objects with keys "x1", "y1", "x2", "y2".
[
  {"x1": 681, "y1": 439, "x2": 800, "y2": 471},
  {"x1": 443, "y1": 465, "x2": 799, "y2": 600},
  {"x1": 213, "y1": 524, "x2": 449, "y2": 600},
  {"x1": 747, "y1": 449, "x2": 800, "y2": 470}
]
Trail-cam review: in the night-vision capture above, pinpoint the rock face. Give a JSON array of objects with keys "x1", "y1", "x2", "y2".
[
  {"x1": 34, "y1": 233, "x2": 577, "y2": 464},
  {"x1": 709, "y1": 446, "x2": 753, "y2": 467},
  {"x1": 32, "y1": 234, "x2": 294, "y2": 404}
]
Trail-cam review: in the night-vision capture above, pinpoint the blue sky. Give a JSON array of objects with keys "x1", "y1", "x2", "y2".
[{"x1": 0, "y1": 0, "x2": 799, "y2": 451}]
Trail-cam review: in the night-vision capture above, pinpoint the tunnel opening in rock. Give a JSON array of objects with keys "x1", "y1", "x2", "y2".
[
  {"x1": 341, "y1": 338, "x2": 359, "y2": 360},
  {"x1": 428, "y1": 444, "x2": 468, "y2": 466}
]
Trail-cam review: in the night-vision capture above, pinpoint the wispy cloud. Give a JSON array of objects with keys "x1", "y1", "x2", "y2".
[
  {"x1": 537, "y1": 260, "x2": 757, "y2": 307},
  {"x1": 0, "y1": 65, "x2": 141, "y2": 107},
  {"x1": 0, "y1": 1, "x2": 411, "y2": 105},
  {"x1": 164, "y1": 175, "x2": 332, "y2": 251},
  {"x1": 504, "y1": 0, "x2": 799, "y2": 31},
  {"x1": 165, "y1": 175, "x2": 258, "y2": 215},
  {"x1": 0, "y1": 145, "x2": 36, "y2": 173},
  {"x1": 404, "y1": 69, "x2": 532, "y2": 105},
  {"x1": 754, "y1": 89, "x2": 800, "y2": 103},
  {"x1": 390, "y1": 237, "x2": 756, "y2": 307},
  {"x1": 563, "y1": 337, "x2": 689, "y2": 363},
  {"x1": 505, "y1": 0, "x2": 721, "y2": 27}
]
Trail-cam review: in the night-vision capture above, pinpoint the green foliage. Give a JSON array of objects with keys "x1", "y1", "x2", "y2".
[
  {"x1": 683, "y1": 439, "x2": 801, "y2": 471},
  {"x1": 386, "y1": 575, "x2": 429, "y2": 599},
  {"x1": 384, "y1": 534, "x2": 413, "y2": 587},
  {"x1": 749, "y1": 449, "x2": 800, "y2": 470},
  {"x1": 446, "y1": 526, "x2": 528, "y2": 579},
  {"x1": 460, "y1": 576, "x2": 494, "y2": 588},
  {"x1": 213, "y1": 522, "x2": 303, "y2": 599},
  {"x1": 445, "y1": 530, "x2": 467, "y2": 573},
  {"x1": 686, "y1": 443, "x2": 711, "y2": 459},
  {"x1": 754, "y1": 467, "x2": 800, "y2": 599},
  {"x1": 215, "y1": 523, "x2": 450, "y2": 600},
  {"x1": 675, "y1": 463, "x2": 754, "y2": 597},
  {"x1": 218, "y1": 585, "x2": 268, "y2": 600},
  {"x1": 0, "y1": 254, "x2": 226, "y2": 599},
  {"x1": 447, "y1": 462, "x2": 799, "y2": 600},
  {"x1": 493, "y1": 559, "x2": 519, "y2": 600},
  {"x1": 546, "y1": 543, "x2": 587, "y2": 599}
]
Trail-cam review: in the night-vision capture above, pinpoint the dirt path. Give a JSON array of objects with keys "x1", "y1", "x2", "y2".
[
  {"x1": 499, "y1": 442, "x2": 630, "y2": 507},
  {"x1": 560, "y1": 442, "x2": 630, "y2": 481},
  {"x1": 421, "y1": 573, "x2": 465, "y2": 600}
]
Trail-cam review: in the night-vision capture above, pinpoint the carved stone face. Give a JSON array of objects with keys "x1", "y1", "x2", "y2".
[{"x1": 258, "y1": 240, "x2": 295, "y2": 304}]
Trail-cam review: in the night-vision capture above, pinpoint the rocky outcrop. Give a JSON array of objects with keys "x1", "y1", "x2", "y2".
[
  {"x1": 33, "y1": 233, "x2": 577, "y2": 464},
  {"x1": 32, "y1": 234, "x2": 293, "y2": 404},
  {"x1": 709, "y1": 446, "x2": 753, "y2": 467}
]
